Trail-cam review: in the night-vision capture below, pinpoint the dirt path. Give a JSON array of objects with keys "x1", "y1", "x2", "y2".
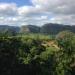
[{"x1": 42, "y1": 40, "x2": 60, "y2": 49}]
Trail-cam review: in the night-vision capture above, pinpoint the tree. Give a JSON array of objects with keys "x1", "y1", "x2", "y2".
[
  {"x1": 56, "y1": 31, "x2": 75, "y2": 53},
  {"x1": 55, "y1": 31, "x2": 75, "y2": 75}
]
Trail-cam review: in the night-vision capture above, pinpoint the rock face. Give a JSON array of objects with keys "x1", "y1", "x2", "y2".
[{"x1": 20, "y1": 25, "x2": 40, "y2": 33}]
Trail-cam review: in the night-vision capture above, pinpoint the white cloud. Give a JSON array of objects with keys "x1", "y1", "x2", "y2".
[
  {"x1": 49, "y1": 15, "x2": 75, "y2": 25},
  {"x1": 0, "y1": 3, "x2": 17, "y2": 16},
  {"x1": 32, "y1": 0, "x2": 75, "y2": 15},
  {"x1": 0, "y1": 0, "x2": 75, "y2": 26}
]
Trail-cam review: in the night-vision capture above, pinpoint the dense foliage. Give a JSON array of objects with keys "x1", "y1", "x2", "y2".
[{"x1": 0, "y1": 31, "x2": 75, "y2": 75}]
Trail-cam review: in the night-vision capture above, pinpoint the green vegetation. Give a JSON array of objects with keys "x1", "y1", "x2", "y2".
[{"x1": 0, "y1": 31, "x2": 75, "y2": 75}]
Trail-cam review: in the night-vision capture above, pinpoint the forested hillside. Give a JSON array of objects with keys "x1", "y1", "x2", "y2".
[
  {"x1": 0, "y1": 25, "x2": 20, "y2": 35},
  {"x1": 20, "y1": 25, "x2": 40, "y2": 33},
  {"x1": 40, "y1": 23, "x2": 75, "y2": 34},
  {"x1": 20, "y1": 23, "x2": 75, "y2": 34},
  {"x1": 1, "y1": 23, "x2": 75, "y2": 35},
  {"x1": 0, "y1": 31, "x2": 75, "y2": 75}
]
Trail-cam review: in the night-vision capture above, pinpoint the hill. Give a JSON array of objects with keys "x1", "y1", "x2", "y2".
[
  {"x1": 0, "y1": 25, "x2": 20, "y2": 35},
  {"x1": 0, "y1": 25, "x2": 20, "y2": 34},
  {"x1": 20, "y1": 25, "x2": 40, "y2": 33},
  {"x1": 0, "y1": 23, "x2": 75, "y2": 35},
  {"x1": 40, "y1": 23, "x2": 75, "y2": 34}
]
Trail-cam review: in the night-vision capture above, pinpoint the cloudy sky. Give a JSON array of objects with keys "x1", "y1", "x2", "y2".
[{"x1": 0, "y1": 0, "x2": 75, "y2": 26}]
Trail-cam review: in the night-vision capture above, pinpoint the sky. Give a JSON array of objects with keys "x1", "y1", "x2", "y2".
[{"x1": 0, "y1": 0, "x2": 75, "y2": 26}]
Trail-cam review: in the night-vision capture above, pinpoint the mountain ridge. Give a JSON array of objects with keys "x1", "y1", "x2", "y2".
[{"x1": 0, "y1": 23, "x2": 75, "y2": 35}]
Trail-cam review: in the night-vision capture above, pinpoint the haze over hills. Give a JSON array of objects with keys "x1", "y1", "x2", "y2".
[
  {"x1": 0, "y1": 23, "x2": 75, "y2": 35},
  {"x1": 0, "y1": 25, "x2": 20, "y2": 33},
  {"x1": 17, "y1": 23, "x2": 75, "y2": 34}
]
